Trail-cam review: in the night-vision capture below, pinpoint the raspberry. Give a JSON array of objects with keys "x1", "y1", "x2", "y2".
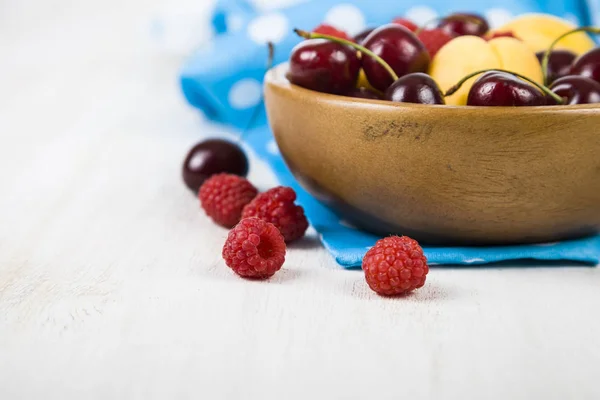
[
  {"x1": 313, "y1": 24, "x2": 352, "y2": 41},
  {"x1": 362, "y1": 236, "x2": 429, "y2": 296},
  {"x1": 417, "y1": 28, "x2": 455, "y2": 58},
  {"x1": 392, "y1": 18, "x2": 418, "y2": 32},
  {"x1": 242, "y1": 186, "x2": 308, "y2": 243},
  {"x1": 486, "y1": 31, "x2": 519, "y2": 41},
  {"x1": 222, "y1": 218, "x2": 286, "y2": 279},
  {"x1": 199, "y1": 173, "x2": 258, "y2": 228}
]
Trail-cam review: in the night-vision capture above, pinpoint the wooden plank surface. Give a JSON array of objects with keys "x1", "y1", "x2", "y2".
[{"x1": 1, "y1": 1, "x2": 599, "y2": 398}]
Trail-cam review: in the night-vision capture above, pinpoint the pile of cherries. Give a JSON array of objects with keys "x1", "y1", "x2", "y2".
[
  {"x1": 180, "y1": 14, "x2": 600, "y2": 196},
  {"x1": 542, "y1": 45, "x2": 600, "y2": 105},
  {"x1": 287, "y1": 14, "x2": 600, "y2": 106}
]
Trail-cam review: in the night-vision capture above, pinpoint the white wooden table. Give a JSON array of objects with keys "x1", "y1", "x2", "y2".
[{"x1": 1, "y1": 1, "x2": 599, "y2": 399}]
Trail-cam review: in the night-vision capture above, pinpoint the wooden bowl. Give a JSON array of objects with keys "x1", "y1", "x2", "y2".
[{"x1": 264, "y1": 64, "x2": 600, "y2": 245}]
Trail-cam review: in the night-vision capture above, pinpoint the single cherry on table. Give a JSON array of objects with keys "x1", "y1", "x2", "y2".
[
  {"x1": 536, "y1": 50, "x2": 577, "y2": 84},
  {"x1": 361, "y1": 24, "x2": 430, "y2": 91},
  {"x1": 550, "y1": 75, "x2": 600, "y2": 105},
  {"x1": 287, "y1": 38, "x2": 360, "y2": 94},
  {"x1": 437, "y1": 13, "x2": 489, "y2": 37},
  {"x1": 182, "y1": 139, "x2": 248, "y2": 193}
]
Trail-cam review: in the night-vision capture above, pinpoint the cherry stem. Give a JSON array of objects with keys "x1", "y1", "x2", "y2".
[
  {"x1": 542, "y1": 26, "x2": 600, "y2": 85},
  {"x1": 294, "y1": 28, "x2": 399, "y2": 81},
  {"x1": 445, "y1": 68, "x2": 565, "y2": 105},
  {"x1": 239, "y1": 42, "x2": 275, "y2": 143},
  {"x1": 414, "y1": 15, "x2": 485, "y2": 35}
]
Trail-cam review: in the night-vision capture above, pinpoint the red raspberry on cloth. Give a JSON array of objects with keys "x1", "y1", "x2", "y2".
[
  {"x1": 313, "y1": 23, "x2": 352, "y2": 41},
  {"x1": 362, "y1": 236, "x2": 429, "y2": 296},
  {"x1": 392, "y1": 18, "x2": 418, "y2": 32},
  {"x1": 199, "y1": 173, "x2": 258, "y2": 228},
  {"x1": 242, "y1": 186, "x2": 308, "y2": 243},
  {"x1": 222, "y1": 217, "x2": 286, "y2": 279},
  {"x1": 417, "y1": 28, "x2": 455, "y2": 58}
]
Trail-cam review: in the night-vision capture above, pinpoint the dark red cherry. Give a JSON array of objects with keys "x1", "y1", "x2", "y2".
[
  {"x1": 467, "y1": 71, "x2": 546, "y2": 106},
  {"x1": 385, "y1": 73, "x2": 445, "y2": 104},
  {"x1": 438, "y1": 13, "x2": 489, "y2": 37},
  {"x1": 362, "y1": 24, "x2": 430, "y2": 91},
  {"x1": 353, "y1": 28, "x2": 375, "y2": 44},
  {"x1": 569, "y1": 47, "x2": 600, "y2": 84},
  {"x1": 536, "y1": 50, "x2": 577, "y2": 84},
  {"x1": 287, "y1": 39, "x2": 360, "y2": 94},
  {"x1": 344, "y1": 87, "x2": 382, "y2": 100},
  {"x1": 549, "y1": 75, "x2": 600, "y2": 105},
  {"x1": 182, "y1": 139, "x2": 248, "y2": 193}
]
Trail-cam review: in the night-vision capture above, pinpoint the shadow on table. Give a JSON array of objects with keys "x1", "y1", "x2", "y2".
[
  {"x1": 197, "y1": 259, "x2": 309, "y2": 284},
  {"x1": 345, "y1": 273, "x2": 459, "y2": 302}
]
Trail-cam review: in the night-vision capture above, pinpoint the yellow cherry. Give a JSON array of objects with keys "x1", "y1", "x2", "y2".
[
  {"x1": 429, "y1": 35, "x2": 544, "y2": 105},
  {"x1": 495, "y1": 13, "x2": 595, "y2": 55}
]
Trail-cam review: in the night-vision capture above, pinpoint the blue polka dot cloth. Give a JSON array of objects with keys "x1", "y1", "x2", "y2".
[{"x1": 181, "y1": 0, "x2": 600, "y2": 267}]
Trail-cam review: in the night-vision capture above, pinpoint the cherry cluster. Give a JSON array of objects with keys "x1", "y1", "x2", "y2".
[{"x1": 288, "y1": 14, "x2": 600, "y2": 106}]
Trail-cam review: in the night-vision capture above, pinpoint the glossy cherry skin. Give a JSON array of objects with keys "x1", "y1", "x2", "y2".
[
  {"x1": 535, "y1": 50, "x2": 577, "y2": 84},
  {"x1": 467, "y1": 72, "x2": 546, "y2": 106},
  {"x1": 344, "y1": 87, "x2": 382, "y2": 100},
  {"x1": 385, "y1": 73, "x2": 445, "y2": 104},
  {"x1": 182, "y1": 139, "x2": 248, "y2": 193},
  {"x1": 569, "y1": 48, "x2": 600, "y2": 84},
  {"x1": 353, "y1": 28, "x2": 375, "y2": 44},
  {"x1": 549, "y1": 75, "x2": 600, "y2": 105},
  {"x1": 438, "y1": 13, "x2": 489, "y2": 37},
  {"x1": 288, "y1": 39, "x2": 360, "y2": 94},
  {"x1": 361, "y1": 24, "x2": 430, "y2": 91}
]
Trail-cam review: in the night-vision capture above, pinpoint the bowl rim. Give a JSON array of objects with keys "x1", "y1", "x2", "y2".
[{"x1": 265, "y1": 63, "x2": 600, "y2": 114}]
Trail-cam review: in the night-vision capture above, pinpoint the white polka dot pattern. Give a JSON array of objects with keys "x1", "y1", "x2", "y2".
[
  {"x1": 247, "y1": 12, "x2": 289, "y2": 44},
  {"x1": 226, "y1": 14, "x2": 245, "y2": 32},
  {"x1": 485, "y1": 8, "x2": 514, "y2": 28},
  {"x1": 266, "y1": 139, "x2": 280, "y2": 155},
  {"x1": 404, "y1": 6, "x2": 438, "y2": 25},
  {"x1": 324, "y1": 4, "x2": 366, "y2": 35},
  {"x1": 228, "y1": 79, "x2": 262, "y2": 109}
]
